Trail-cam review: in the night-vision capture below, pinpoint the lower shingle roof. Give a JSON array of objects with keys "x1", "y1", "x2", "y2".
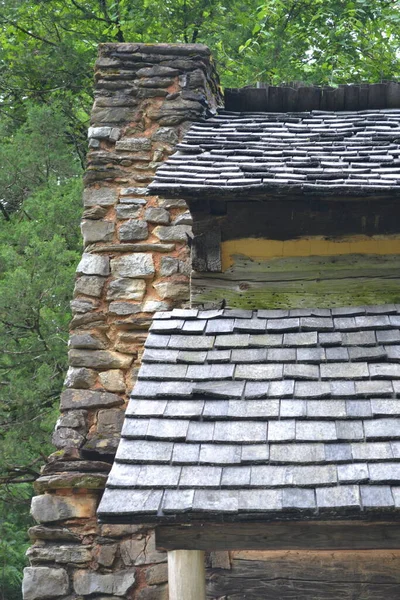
[{"x1": 98, "y1": 304, "x2": 400, "y2": 523}]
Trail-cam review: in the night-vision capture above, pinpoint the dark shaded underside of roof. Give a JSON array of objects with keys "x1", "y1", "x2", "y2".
[
  {"x1": 148, "y1": 110, "x2": 400, "y2": 198},
  {"x1": 98, "y1": 304, "x2": 400, "y2": 524}
]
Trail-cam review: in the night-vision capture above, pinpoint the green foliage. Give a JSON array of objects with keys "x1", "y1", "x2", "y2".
[
  {"x1": 0, "y1": 2, "x2": 400, "y2": 598},
  {"x1": 238, "y1": 0, "x2": 400, "y2": 85}
]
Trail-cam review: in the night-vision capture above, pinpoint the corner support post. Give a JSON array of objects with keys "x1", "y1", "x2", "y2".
[{"x1": 168, "y1": 549, "x2": 206, "y2": 600}]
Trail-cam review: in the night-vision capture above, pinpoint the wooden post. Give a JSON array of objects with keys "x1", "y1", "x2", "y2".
[{"x1": 168, "y1": 549, "x2": 206, "y2": 600}]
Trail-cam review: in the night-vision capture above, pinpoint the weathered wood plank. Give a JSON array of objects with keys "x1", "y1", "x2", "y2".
[
  {"x1": 191, "y1": 249, "x2": 400, "y2": 309},
  {"x1": 224, "y1": 83, "x2": 400, "y2": 112},
  {"x1": 208, "y1": 578, "x2": 400, "y2": 600},
  {"x1": 229, "y1": 550, "x2": 400, "y2": 583},
  {"x1": 191, "y1": 274, "x2": 400, "y2": 309},
  {"x1": 156, "y1": 521, "x2": 400, "y2": 552},
  {"x1": 208, "y1": 552, "x2": 400, "y2": 600}
]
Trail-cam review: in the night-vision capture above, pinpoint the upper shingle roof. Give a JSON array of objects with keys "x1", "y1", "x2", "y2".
[
  {"x1": 98, "y1": 304, "x2": 400, "y2": 523},
  {"x1": 148, "y1": 110, "x2": 400, "y2": 197}
]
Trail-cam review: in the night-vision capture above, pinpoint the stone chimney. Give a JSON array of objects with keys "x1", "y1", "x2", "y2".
[{"x1": 22, "y1": 44, "x2": 222, "y2": 600}]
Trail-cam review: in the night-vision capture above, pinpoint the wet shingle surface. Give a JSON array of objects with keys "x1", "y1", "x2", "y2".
[
  {"x1": 98, "y1": 305, "x2": 400, "y2": 522},
  {"x1": 148, "y1": 111, "x2": 400, "y2": 196}
]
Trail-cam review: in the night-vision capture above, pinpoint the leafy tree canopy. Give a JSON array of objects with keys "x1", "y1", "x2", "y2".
[{"x1": 0, "y1": 1, "x2": 399, "y2": 598}]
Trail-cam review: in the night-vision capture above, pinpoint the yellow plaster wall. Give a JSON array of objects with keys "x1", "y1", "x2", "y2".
[{"x1": 221, "y1": 235, "x2": 400, "y2": 271}]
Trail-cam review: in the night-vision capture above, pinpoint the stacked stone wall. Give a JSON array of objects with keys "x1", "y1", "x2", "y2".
[{"x1": 23, "y1": 43, "x2": 223, "y2": 600}]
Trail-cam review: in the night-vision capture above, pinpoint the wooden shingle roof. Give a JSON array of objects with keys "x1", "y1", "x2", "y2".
[
  {"x1": 98, "y1": 305, "x2": 400, "y2": 523},
  {"x1": 149, "y1": 110, "x2": 400, "y2": 197}
]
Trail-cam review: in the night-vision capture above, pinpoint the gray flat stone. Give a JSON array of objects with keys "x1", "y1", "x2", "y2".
[
  {"x1": 336, "y1": 420, "x2": 364, "y2": 440},
  {"x1": 214, "y1": 421, "x2": 267, "y2": 443},
  {"x1": 241, "y1": 444, "x2": 270, "y2": 463},
  {"x1": 235, "y1": 364, "x2": 283, "y2": 380},
  {"x1": 369, "y1": 462, "x2": 400, "y2": 483},
  {"x1": 360, "y1": 485, "x2": 394, "y2": 508},
  {"x1": 116, "y1": 439, "x2": 173, "y2": 463},
  {"x1": 270, "y1": 443, "x2": 325, "y2": 464},
  {"x1": 172, "y1": 443, "x2": 200, "y2": 464},
  {"x1": 76, "y1": 253, "x2": 110, "y2": 276},
  {"x1": 60, "y1": 389, "x2": 123, "y2": 410},
  {"x1": 364, "y1": 418, "x2": 400, "y2": 438},
  {"x1": 282, "y1": 487, "x2": 316, "y2": 510},
  {"x1": 83, "y1": 187, "x2": 118, "y2": 207},
  {"x1": 325, "y1": 443, "x2": 352, "y2": 462},
  {"x1": 280, "y1": 399, "x2": 307, "y2": 417},
  {"x1": 238, "y1": 489, "x2": 282, "y2": 511},
  {"x1": 284, "y1": 364, "x2": 319, "y2": 380},
  {"x1": 355, "y1": 380, "x2": 394, "y2": 397},
  {"x1": 199, "y1": 444, "x2": 241, "y2": 464},
  {"x1": 163, "y1": 489, "x2": 194, "y2": 513},
  {"x1": 222, "y1": 466, "x2": 251, "y2": 487},
  {"x1": 319, "y1": 332, "x2": 342, "y2": 346},
  {"x1": 81, "y1": 219, "x2": 114, "y2": 243},
  {"x1": 321, "y1": 362, "x2": 369, "y2": 379},
  {"x1": 268, "y1": 380, "x2": 295, "y2": 398},
  {"x1": 317, "y1": 485, "x2": 360, "y2": 510},
  {"x1": 73, "y1": 568, "x2": 136, "y2": 596},
  {"x1": 180, "y1": 466, "x2": 222, "y2": 487},
  {"x1": 341, "y1": 331, "x2": 376, "y2": 346},
  {"x1": 283, "y1": 332, "x2": 318, "y2": 346},
  {"x1": 111, "y1": 254, "x2": 155, "y2": 278},
  {"x1": 119, "y1": 219, "x2": 148, "y2": 241},
  {"x1": 338, "y1": 463, "x2": 369, "y2": 483},
  {"x1": 268, "y1": 420, "x2": 296, "y2": 442},
  {"x1": 296, "y1": 421, "x2": 337, "y2": 441},
  {"x1": 290, "y1": 464, "x2": 337, "y2": 486},
  {"x1": 23, "y1": 567, "x2": 69, "y2": 600}
]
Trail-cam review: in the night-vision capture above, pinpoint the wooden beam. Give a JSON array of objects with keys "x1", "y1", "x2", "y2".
[
  {"x1": 156, "y1": 521, "x2": 400, "y2": 552},
  {"x1": 168, "y1": 550, "x2": 206, "y2": 600},
  {"x1": 210, "y1": 550, "x2": 400, "y2": 600}
]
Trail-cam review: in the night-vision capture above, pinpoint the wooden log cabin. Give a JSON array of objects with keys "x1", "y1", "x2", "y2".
[
  {"x1": 24, "y1": 44, "x2": 400, "y2": 600},
  {"x1": 98, "y1": 79, "x2": 400, "y2": 597}
]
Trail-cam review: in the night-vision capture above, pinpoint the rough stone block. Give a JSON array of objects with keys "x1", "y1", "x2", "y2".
[
  {"x1": 116, "y1": 204, "x2": 142, "y2": 219},
  {"x1": 145, "y1": 563, "x2": 168, "y2": 585},
  {"x1": 119, "y1": 219, "x2": 148, "y2": 241},
  {"x1": 107, "y1": 278, "x2": 146, "y2": 300},
  {"x1": 153, "y1": 280, "x2": 189, "y2": 300},
  {"x1": 74, "y1": 275, "x2": 106, "y2": 297},
  {"x1": 154, "y1": 224, "x2": 191, "y2": 242},
  {"x1": 95, "y1": 543, "x2": 118, "y2": 567},
  {"x1": 111, "y1": 254, "x2": 155, "y2": 278},
  {"x1": 116, "y1": 137, "x2": 152, "y2": 151},
  {"x1": 76, "y1": 253, "x2": 110, "y2": 276},
  {"x1": 70, "y1": 298, "x2": 98, "y2": 314},
  {"x1": 26, "y1": 543, "x2": 92, "y2": 565},
  {"x1": 22, "y1": 567, "x2": 69, "y2": 600},
  {"x1": 69, "y1": 333, "x2": 106, "y2": 350},
  {"x1": 174, "y1": 211, "x2": 192, "y2": 225},
  {"x1": 97, "y1": 408, "x2": 125, "y2": 433},
  {"x1": 64, "y1": 367, "x2": 97, "y2": 389},
  {"x1": 52, "y1": 427, "x2": 85, "y2": 449},
  {"x1": 83, "y1": 187, "x2": 118, "y2": 207},
  {"x1": 160, "y1": 256, "x2": 179, "y2": 276},
  {"x1": 145, "y1": 207, "x2": 170, "y2": 224},
  {"x1": 120, "y1": 538, "x2": 146, "y2": 566},
  {"x1": 143, "y1": 300, "x2": 171, "y2": 312},
  {"x1": 31, "y1": 494, "x2": 97, "y2": 523},
  {"x1": 73, "y1": 569, "x2": 136, "y2": 596},
  {"x1": 81, "y1": 220, "x2": 115, "y2": 244},
  {"x1": 109, "y1": 302, "x2": 143, "y2": 315},
  {"x1": 60, "y1": 389, "x2": 123, "y2": 410},
  {"x1": 69, "y1": 349, "x2": 133, "y2": 369},
  {"x1": 99, "y1": 370, "x2": 126, "y2": 392},
  {"x1": 137, "y1": 585, "x2": 168, "y2": 600}
]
